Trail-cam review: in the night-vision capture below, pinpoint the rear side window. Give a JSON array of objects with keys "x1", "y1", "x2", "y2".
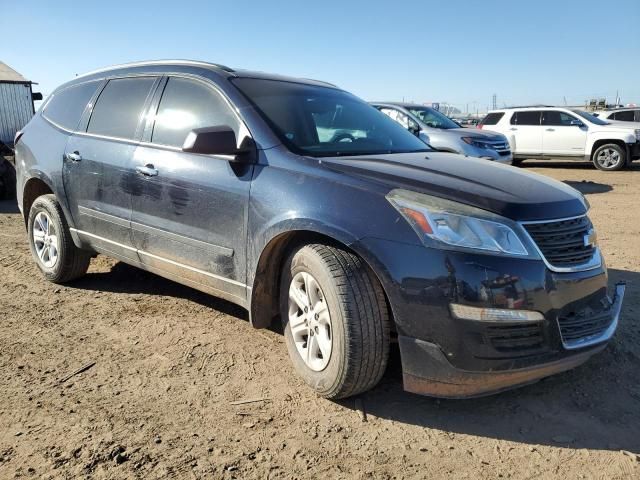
[
  {"x1": 43, "y1": 81, "x2": 100, "y2": 131},
  {"x1": 151, "y1": 77, "x2": 240, "y2": 148},
  {"x1": 480, "y1": 112, "x2": 504, "y2": 125},
  {"x1": 87, "y1": 77, "x2": 156, "y2": 140},
  {"x1": 612, "y1": 110, "x2": 635, "y2": 122},
  {"x1": 510, "y1": 111, "x2": 541, "y2": 125}
]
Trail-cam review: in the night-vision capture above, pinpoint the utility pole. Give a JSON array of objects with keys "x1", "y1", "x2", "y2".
[{"x1": 492, "y1": 94, "x2": 497, "y2": 110}]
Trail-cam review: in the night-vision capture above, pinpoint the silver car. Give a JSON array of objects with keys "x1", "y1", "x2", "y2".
[{"x1": 372, "y1": 102, "x2": 512, "y2": 164}]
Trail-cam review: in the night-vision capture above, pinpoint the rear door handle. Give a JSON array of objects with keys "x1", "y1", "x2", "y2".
[
  {"x1": 136, "y1": 164, "x2": 158, "y2": 177},
  {"x1": 509, "y1": 127, "x2": 518, "y2": 131},
  {"x1": 545, "y1": 128, "x2": 555, "y2": 132},
  {"x1": 65, "y1": 151, "x2": 82, "y2": 162}
]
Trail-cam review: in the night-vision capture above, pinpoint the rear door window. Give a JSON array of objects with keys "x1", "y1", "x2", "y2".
[
  {"x1": 480, "y1": 112, "x2": 504, "y2": 125},
  {"x1": 87, "y1": 77, "x2": 157, "y2": 140},
  {"x1": 43, "y1": 81, "x2": 101, "y2": 131},
  {"x1": 510, "y1": 111, "x2": 541, "y2": 125},
  {"x1": 151, "y1": 77, "x2": 241, "y2": 148}
]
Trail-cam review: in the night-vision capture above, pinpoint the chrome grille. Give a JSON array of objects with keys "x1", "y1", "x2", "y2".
[
  {"x1": 523, "y1": 216, "x2": 596, "y2": 268},
  {"x1": 485, "y1": 140, "x2": 511, "y2": 155}
]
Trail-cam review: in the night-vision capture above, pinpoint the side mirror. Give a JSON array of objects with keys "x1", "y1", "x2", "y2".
[
  {"x1": 408, "y1": 121, "x2": 421, "y2": 136},
  {"x1": 182, "y1": 126, "x2": 255, "y2": 161},
  {"x1": 570, "y1": 120, "x2": 584, "y2": 127},
  {"x1": 32, "y1": 92, "x2": 43, "y2": 101}
]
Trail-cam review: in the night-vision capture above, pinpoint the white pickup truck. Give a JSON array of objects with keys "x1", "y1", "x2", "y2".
[{"x1": 480, "y1": 106, "x2": 640, "y2": 170}]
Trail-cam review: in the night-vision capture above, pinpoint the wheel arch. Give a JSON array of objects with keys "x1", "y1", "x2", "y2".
[
  {"x1": 249, "y1": 228, "x2": 393, "y2": 330},
  {"x1": 21, "y1": 172, "x2": 83, "y2": 248},
  {"x1": 22, "y1": 175, "x2": 55, "y2": 226}
]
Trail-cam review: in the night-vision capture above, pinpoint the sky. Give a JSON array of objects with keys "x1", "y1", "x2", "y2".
[{"x1": 1, "y1": 0, "x2": 639, "y2": 113}]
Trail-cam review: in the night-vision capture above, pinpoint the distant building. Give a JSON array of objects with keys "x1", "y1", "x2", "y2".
[{"x1": 0, "y1": 62, "x2": 40, "y2": 147}]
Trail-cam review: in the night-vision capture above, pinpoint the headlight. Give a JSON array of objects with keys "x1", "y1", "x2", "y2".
[
  {"x1": 461, "y1": 136, "x2": 490, "y2": 149},
  {"x1": 387, "y1": 189, "x2": 535, "y2": 257}
]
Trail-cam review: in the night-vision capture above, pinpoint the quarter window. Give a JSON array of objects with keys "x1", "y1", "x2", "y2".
[
  {"x1": 480, "y1": 112, "x2": 504, "y2": 125},
  {"x1": 87, "y1": 77, "x2": 157, "y2": 140},
  {"x1": 510, "y1": 111, "x2": 541, "y2": 125},
  {"x1": 612, "y1": 111, "x2": 635, "y2": 122},
  {"x1": 151, "y1": 77, "x2": 240, "y2": 148},
  {"x1": 43, "y1": 81, "x2": 100, "y2": 131}
]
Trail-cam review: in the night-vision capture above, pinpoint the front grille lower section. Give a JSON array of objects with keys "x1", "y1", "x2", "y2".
[
  {"x1": 558, "y1": 309, "x2": 613, "y2": 345},
  {"x1": 486, "y1": 323, "x2": 544, "y2": 353},
  {"x1": 523, "y1": 216, "x2": 596, "y2": 269}
]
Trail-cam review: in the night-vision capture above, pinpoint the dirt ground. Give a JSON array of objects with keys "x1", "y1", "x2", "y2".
[{"x1": 1, "y1": 161, "x2": 639, "y2": 479}]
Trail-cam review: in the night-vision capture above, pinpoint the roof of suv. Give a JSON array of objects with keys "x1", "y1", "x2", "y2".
[
  {"x1": 595, "y1": 107, "x2": 639, "y2": 112},
  {"x1": 489, "y1": 106, "x2": 566, "y2": 112},
  {"x1": 70, "y1": 59, "x2": 339, "y2": 90}
]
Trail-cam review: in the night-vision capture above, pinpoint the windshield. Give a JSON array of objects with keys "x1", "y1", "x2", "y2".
[
  {"x1": 404, "y1": 106, "x2": 460, "y2": 129},
  {"x1": 572, "y1": 110, "x2": 609, "y2": 125},
  {"x1": 231, "y1": 78, "x2": 431, "y2": 157}
]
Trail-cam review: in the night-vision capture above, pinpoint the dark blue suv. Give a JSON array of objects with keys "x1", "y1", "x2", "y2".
[{"x1": 14, "y1": 60, "x2": 624, "y2": 399}]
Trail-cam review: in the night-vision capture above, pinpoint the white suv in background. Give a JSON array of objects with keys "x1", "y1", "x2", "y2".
[
  {"x1": 480, "y1": 107, "x2": 640, "y2": 171},
  {"x1": 592, "y1": 108, "x2": 640, "y2": 124}
]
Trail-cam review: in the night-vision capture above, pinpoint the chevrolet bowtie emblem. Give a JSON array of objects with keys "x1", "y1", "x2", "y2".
[{"x1": 584, "y1": 229, "x2": 597, "y2": 247}]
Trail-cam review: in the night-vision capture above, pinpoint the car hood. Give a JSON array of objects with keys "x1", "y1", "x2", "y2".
[
  {"x1": 443, "y1": 128, "x2": 506, "y2": 141},
  {"x1": 599, "y1": 120, "x2": 640, "y2": 129},
  {"x1": 320, "y1": 152, "x2": 587, "y2": 221}
]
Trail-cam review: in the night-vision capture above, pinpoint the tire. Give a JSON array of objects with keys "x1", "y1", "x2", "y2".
[
  {"x1": 511, "y1": 158, "x2": 523, "y2": 167},
  {"x1": 27, "y1": 194, "x2": 91, "y2": 283},
  {"x1": 280, "y1": 244, "x2": 390, "y2": 399},
  {"x1": 592, "y1": 143, "x2": 626, "y2": 171}
]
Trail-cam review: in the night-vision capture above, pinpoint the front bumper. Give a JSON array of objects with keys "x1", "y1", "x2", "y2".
[
  {"x1": 464, "y1": 145, "x2": 513, "y2": 165},
  {"x1": 354, "y1": 237, "x2": 625, "y2": 398},
  {"x1": 629, "y1": 141, "x2": 640, "y2": 160},
  {"x1": 400, "y1": 283, "x2": 624, "y2": 398}
]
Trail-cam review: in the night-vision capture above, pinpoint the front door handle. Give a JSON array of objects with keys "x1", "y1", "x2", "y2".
[
  {"x1": 545, "y1": 128, "x2": 555, "y2": 132},
  {"x1": 509, "y1": 127, "x2": 518, "y2": 131},
  {"x1": 136, "y1": 164, "x2": 158, "y2": 177},
  {"x1": 65, "y1": 151, "x2": 82, "y2": 162}
]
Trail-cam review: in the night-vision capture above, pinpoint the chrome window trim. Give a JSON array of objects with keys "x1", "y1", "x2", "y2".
[
  {"x1": 518, "y1": 214, "x2": 602, "y2": 273},
  {"x1": 72, "y1": 130, "x2": 141, "y2": 146}
]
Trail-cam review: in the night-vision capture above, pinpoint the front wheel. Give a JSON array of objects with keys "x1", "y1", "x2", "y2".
[
  {"x1": 280, "y1": 244, "x2": 390, "y2": 399},
  {"x1": 592, "y1": 144, "x2": 626, "y2": 171},
  {"x1": 27, "y1": 194, "x2": 91, "y2": 283}
]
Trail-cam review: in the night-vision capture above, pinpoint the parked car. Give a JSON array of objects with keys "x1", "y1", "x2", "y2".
[
  {"x1": 371, "y1": 102, "x2": 512, "y2": 164},
  {"x1": 15, "y1": 60, "x2": 624, "y2": 399},
  {"x1": 481, "y1": 107, "x2": 640, "y2": 170},
  {"x1": 592, "y1": 107, "x2": 640, "y2": 123}
]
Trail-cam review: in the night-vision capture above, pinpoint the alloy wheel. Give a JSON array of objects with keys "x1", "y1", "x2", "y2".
[
  {"x1": 32, "y1": 211, "x2": 59, "y2": 268},
  {"x1": 596, "y1": 148, "x2": 621, "y2": 169},
  {"x1": 288, "y1": 271, "x2": 333, "y2": 371}
]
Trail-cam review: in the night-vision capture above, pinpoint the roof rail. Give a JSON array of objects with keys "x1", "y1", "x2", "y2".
[
  {"x1": 504, "y1": 105, "x2": 556, "y2": 109},
  {"x1": 298, "y1": 78, "x2": 338, "y2": 87},
  {"x1": 75, "y1": 59, "x2": 235, "y2": 79}
]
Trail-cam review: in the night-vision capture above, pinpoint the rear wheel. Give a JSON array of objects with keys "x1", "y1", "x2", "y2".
[
  {"x1": 280, "y1": 244, "x2": 390, "y2": 399},
  {"x1": 27, "y1": 194, "x2": 91, "y2": 283},
  {"x1": 592, "y1": 143, "x2": 626, "y2": 171}
]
